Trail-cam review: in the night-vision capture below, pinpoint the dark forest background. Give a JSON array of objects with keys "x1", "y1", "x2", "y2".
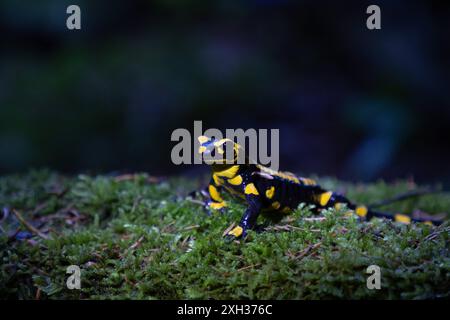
[{"x1": 1, "y1": 0, "x2": 449, "y2": 185}]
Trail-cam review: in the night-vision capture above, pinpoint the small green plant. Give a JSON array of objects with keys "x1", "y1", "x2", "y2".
[{"x1": 0, "y1": 170, "x2": 449, "y2": 299}]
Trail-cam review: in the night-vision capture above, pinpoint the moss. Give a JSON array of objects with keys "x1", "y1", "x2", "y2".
[{"x1": 0, "y1": 170, "x2": 449, "y2": 299}]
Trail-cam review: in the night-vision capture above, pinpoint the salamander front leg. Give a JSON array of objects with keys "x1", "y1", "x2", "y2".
[
  {"x1": 225, "y1": 195, "x2": 262, "y2": 241},
  {"x1": 203, "y1": 178, "x2": 227, "y2": 215}
]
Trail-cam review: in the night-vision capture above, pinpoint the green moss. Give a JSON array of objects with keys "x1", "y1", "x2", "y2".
[{"x1": 0, "y1": 170, "x2": 449, "y2": 299}]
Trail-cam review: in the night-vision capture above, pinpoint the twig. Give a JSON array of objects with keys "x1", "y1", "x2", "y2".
[
  {"x1": 289, "y1": 242, "x2": 322, "y2": 261},
  {"x1": 266, "y1": 224, "x2": 305, "y2": 232},
  {"x1": 120, "y1": 236, "x2": 146, "y2": 259},
  {"x1": 162, "y1": 221, "x2": 176, "y2": 233},
  {"x1": 303, "y1": 217, "x2": 326, "y2": 222},
  {"x1": 128, "y1": 236, "x2": 145, "y2": 251},
  {"x1": 181, "y1": 235, "x2": 191, "y2": 247},
  {"x1": 180, "y1": 225, "x2": 200, "y2": 231},
  {"x1": 12, "y1": 209, "x2": 50, "y2": 240},
  {"x1": 35, "y1": 288, "x2": 41, "y2": 300},
  {"x1": 237, "y1": 263, "x2": 261, "y2": 272},
  {"x1": 424, "y1": 226, "x2": 450, "y2": 242},
  {"x1": 222, "y1": 223, "x2": 236, "y2": 237}
]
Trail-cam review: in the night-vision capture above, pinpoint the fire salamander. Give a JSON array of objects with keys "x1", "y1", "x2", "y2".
[{"x1": 197, "y1": 135, "x2": 441, "y2": 240}]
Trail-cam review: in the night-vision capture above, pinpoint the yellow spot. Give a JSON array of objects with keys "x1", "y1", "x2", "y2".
[
  {"x1": 424, "y1": 221, "x2": 433, "y2": 226},
  {"x1": 272, "y1": 201, "x2": 281, "y2": 210},
  {"x1": 208, "y1": 185, "x2": 223, "y2": 202},
  {"x1": 212, "y1": 174, "x2": 224, "y2": 186},
  {"x1": 395, "y1": 214, "x2": 411, "y2": 224},
  {"x1": 217, "y1": 147, "x2": 224, "y2": 155},
  {"x1": 265, "y1": 186, "x2": 275, "y2": 199},
  {"x1": 210, "y1": 201, "x2": 226, "y2": 210},
  {"x1": 198, "y1": 136, "x2": 209, "y2": 144},
  {"x1": 214, "y1": 165, "x2": 240, "y2": 178},
  {"x1": 228, "y1": 226, "x2": 243, "y2": 237},
  {"x1": 228, "y1": 175, "x2": 243, "y2": 186},
  {"x1": 198, "y1": 146, "x2": 206, "y2": 154},
  {"x1": 334, "y1": 203, "x2": 343, "y2": 210},
  {"x1": 356, "y1": 206, "x2": 368, "y2": 218},
  {"x1": 318, "y1": 191, "x2": 333, "y2": 206},
  {"x1": 281, "y1": 207, "x2": 292, "y2": 214},
  {"x1": 244, "y1": 183, "x2": 259, "y2": 195}
]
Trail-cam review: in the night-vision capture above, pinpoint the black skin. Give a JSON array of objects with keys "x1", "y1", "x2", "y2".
[
  {"x1": 204, "y1": 164, "x2": 359, "y2": 240},
  {"x1": 197, "y1": 139, "x2": 442, "y2": 241}
]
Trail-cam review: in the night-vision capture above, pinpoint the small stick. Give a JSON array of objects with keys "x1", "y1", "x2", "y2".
[
  {"x1": 180, "y1": 225, "x2": 200, "y2": 231},
  {"x1": 128, "y1": 236, "x2": 145, "y2": 251},
  {"x1": 237, "y1": 263, "x2": 260, "y2": 272},
  {"x1": 303, "y1": 217, "x2": 326, "y2": 222},
  {"x1": 222, "y1": 223, "x2": 236, "y2": 237},
  {"x1": 12, "y1": 209, "x2": 50, "y2": 240},
  {"x1": 35, "y1": 288, "x2": 41, "y2": 300},
  {"x1": 293, "y1": 242, "x2": 322, "y2": 261},
  {"x1": 266, "y1": 224, "x2": 305, "y2": 232},
  {"x1": 424, "y1": 226, "x2": 450, "y2": 242}
]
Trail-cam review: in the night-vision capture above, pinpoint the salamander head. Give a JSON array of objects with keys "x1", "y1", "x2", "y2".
[{"x1": 197, "y1": 135, "x2": 241, "y2": 165}]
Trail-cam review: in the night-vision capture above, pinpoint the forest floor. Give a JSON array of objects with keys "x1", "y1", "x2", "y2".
[{"x1": 0, "y1": 170, "x2": 449, "y2": 299}]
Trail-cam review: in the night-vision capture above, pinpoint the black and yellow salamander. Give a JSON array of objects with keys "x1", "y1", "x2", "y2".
[{"x1": 197, "y1": 135, "x2": 442, "y2": 240}]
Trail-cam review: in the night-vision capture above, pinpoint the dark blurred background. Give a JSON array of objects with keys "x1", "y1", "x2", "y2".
[{"x1": 1, "y1": 0, "x2": 449, "y2": 185}]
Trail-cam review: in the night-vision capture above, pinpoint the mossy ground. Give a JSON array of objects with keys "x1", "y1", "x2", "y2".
[{"x1": 0, "y1": 170, "x2": 449, "y2": 299}]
